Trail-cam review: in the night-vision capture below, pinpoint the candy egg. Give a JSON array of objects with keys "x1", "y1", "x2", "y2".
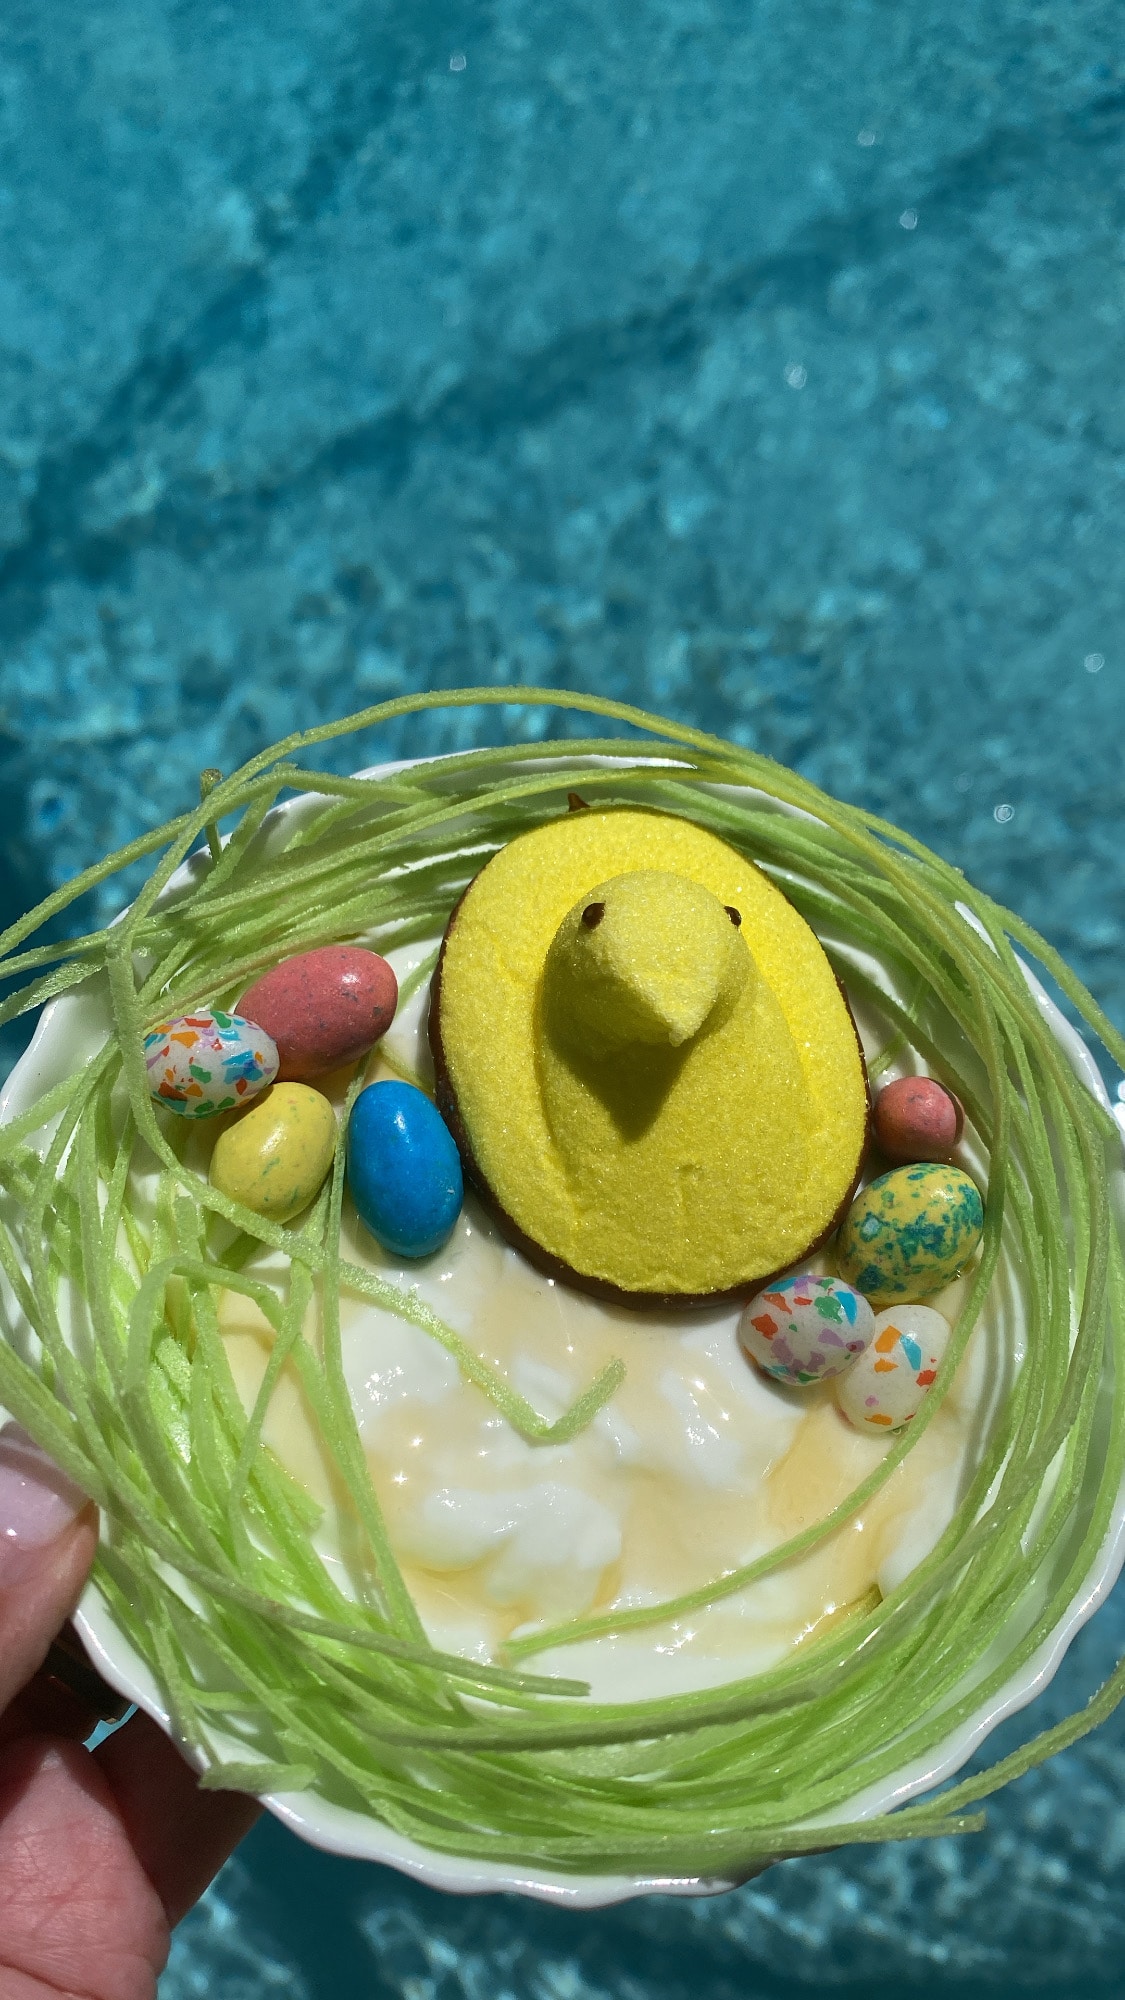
[
  {"x1": 209, "y1": 1082, "x2": 337, "y2": 1222},
  {"x1": 239, "y1": 946, "x2": 398, "y2": 1081},
  {"x1": 837, "y1": 1163, "x2": 984, "y2": 1305},
  {"x1": 144, "y1": 1010, "x2": 278, "y2": 1117},
  {"x1": 738, "y1": 1273, "x2": 876, "y2": 1386},
  {"x1": 836, "y1": 1304, "x2": 951, "y2": 1432},
  {"x1": 347, "y1": 1080, "x2": 463, "y2": 1259},
  {"x1": 873, "y1": 1076, "x2": 964, "y2": 1164}
]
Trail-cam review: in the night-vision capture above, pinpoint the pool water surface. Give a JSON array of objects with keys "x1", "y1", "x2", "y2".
[{"x1": 2, "y1": 1, "x2": 1125, "y2": 1993}]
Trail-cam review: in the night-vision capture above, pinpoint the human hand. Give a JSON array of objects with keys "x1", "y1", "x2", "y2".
[{"x1": 0, "y1": 1423, "x2": 260, "y2": 2000}]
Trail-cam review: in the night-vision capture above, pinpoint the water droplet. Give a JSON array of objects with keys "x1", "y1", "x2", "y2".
[
  {"x1": 1085, "y1": 651, "x2": 1105, "y2": 673},
  {"x1": 993, "y1": 803, "x2": 1015, "y2": 824},
  {"x1": 784, "y1": 363, "x2": 807, "y2": 389},
  {"x1": 899, "y1": 209, "x2": 918, "y2": 230},
  {"x1": 449, "y1": 50, "x2": 467, "y2": 71},
  {"x1": 857, "y1": 129, "x2": 878, "y2": 146}
]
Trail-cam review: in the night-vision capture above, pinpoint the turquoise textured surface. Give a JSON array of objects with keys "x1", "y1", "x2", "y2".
[{"x1": 2, "y1": 1, "x2": 1125, "y2": 1994}]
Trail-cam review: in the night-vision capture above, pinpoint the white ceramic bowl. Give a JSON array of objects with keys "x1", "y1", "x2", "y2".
[{"x1": 2, "y1": 758, "x2": 1123, "y2": 1906}]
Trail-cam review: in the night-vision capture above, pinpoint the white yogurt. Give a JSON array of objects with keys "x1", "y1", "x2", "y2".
[{"x1": 219, "y1": 942, "x2": 1004, "y2": 1700}]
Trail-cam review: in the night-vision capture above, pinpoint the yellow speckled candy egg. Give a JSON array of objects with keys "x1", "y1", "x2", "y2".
[
  {"x1": 836, "y1": 1163, "x2": 984, "y2": 1305},
  {"x1": 836, "y1": 1304, "x2": 950, "y2": 1432},
  {"x1": 210, "y1": 1082, "x2": 337, "y2": 1222}
]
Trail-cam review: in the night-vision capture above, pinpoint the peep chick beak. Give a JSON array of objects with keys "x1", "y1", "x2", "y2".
[{"x1": 544, "y1": 868, "x2": 752, "y2": 1055}]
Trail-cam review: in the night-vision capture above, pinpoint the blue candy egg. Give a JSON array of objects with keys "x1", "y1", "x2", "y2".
[{"x1": 347, "y1": 1081, "x2": 463, "y2": 1259}]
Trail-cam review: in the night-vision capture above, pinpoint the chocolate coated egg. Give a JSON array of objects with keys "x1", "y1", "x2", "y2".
[
  {"x1": 874, "y1": 1076, "x2": 963, "y2": 1163},
  {"x1": 347, "y1": 1080, "x2": 463, "y2": 1259},
  {"x1": 239, "y1": 946, "x2": 398, "y2": 1081},
  {"x1": 739, "y1": 1273, "x2": 876, "y2": 1386},
  {"x1": 837, "y1": 1163, "x2": 984, "y2": 1305},
  {"x1": 210, "y1": 1082, "x2": 337, "y2": 1222}
]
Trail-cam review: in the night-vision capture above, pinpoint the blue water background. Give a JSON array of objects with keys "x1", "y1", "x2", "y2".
[{"x1": 2, "y1": 3, "x2": 1125, "y2": 1991}]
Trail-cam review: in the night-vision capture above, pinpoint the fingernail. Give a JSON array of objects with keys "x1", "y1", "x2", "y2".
[{"x1": 0, "y1": 1423, "x2": 88, "y2": 1587}]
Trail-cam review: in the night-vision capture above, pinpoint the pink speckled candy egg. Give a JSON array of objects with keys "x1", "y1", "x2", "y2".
[
  {"x1": 238, "y1": 946, "x2": 398, "y2": 1081},
  {"x1": 873, "y1": 1076, "x2": 964, "y2": 1164},
  {"x1": 836, "y1": 1303, "x2": 951, "y2": 1432},
  {"x1": 143, "y1": 1010, "x2": 278, "y2": 1117},
  {"x1": 739, "y1": 1273, "x2": 876, "y2": 1386}
]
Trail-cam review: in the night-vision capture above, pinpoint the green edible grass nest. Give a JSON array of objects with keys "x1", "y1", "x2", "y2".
[{"x1": 0, "y1": 687, "x2": 1123, "y2": 1878}]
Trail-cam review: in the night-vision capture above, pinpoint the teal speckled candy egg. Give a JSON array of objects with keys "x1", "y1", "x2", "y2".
[{"x1": 836, "y1": 1163, "x2": 984, "y2": 1305}]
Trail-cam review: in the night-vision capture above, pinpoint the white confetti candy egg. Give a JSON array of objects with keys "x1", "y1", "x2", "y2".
[
  {"x1": 143, "y1": 1009, "x2": 279, "y2": 1118},
  {"x1": 836, "y1": 1304, "x2": 951, "y2": 1432},
  {"x1": 738, "y1": 1273, "x2": 876, "y2": 1386}
]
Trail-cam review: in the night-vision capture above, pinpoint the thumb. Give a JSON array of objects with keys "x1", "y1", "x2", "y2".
[{"x1": 0, "y1": 1423, "x2": 98, "y2": 1714}]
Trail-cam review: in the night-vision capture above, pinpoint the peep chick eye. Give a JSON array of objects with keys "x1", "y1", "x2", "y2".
[
  {"x1": 581, "y1": 902, "x2": 606, "y2": 929},
  {"x1": 725, "y1": 906, "x2": 742, "y2": 927}
]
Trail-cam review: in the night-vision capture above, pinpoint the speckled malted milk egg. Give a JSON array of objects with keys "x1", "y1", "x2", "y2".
[
  {"x1": 873, "y1": 1075, "x2": 964, "y2": 1164},
  {"x1": 738, "y1": 1273, "x2": 876, "y2": 1386},
  {"x1": 836, "y1": 1304, "x2": 951, "y2": 1432},
  {"x1": 836, "y1": 1163, "x2": 984, "y2": 1305},
  {"x1": 238, "y1": 946, "x2": 398, "y2": 1081},
  {"x1": 347, "y1": 1080, "x2": 463, "y2": 1259},
  {"x1": 209, "y1": 1082, "x2": 337, "y2": 1222},
  {"x1": 144, "y1": 1010, "x2": 278, "y2": 1117}
]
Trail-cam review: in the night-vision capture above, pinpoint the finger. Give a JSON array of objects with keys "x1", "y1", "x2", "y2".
[
  {"x1": 0, "y1": 1734, "x2": 168, "y2": 2000},
  {"x1": 96, "y1": 1711, "x2": 262, "y2": 1927},
  {"x1": 0, "y1": 1425, "x2": 98, "y2": 1715},
  {"x1": 0, "y1": 1667, "x2": 105, "y2": 1753},
  {"x1": 0, "y1": 1623, "x2": 134, "y2": 1753}
]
